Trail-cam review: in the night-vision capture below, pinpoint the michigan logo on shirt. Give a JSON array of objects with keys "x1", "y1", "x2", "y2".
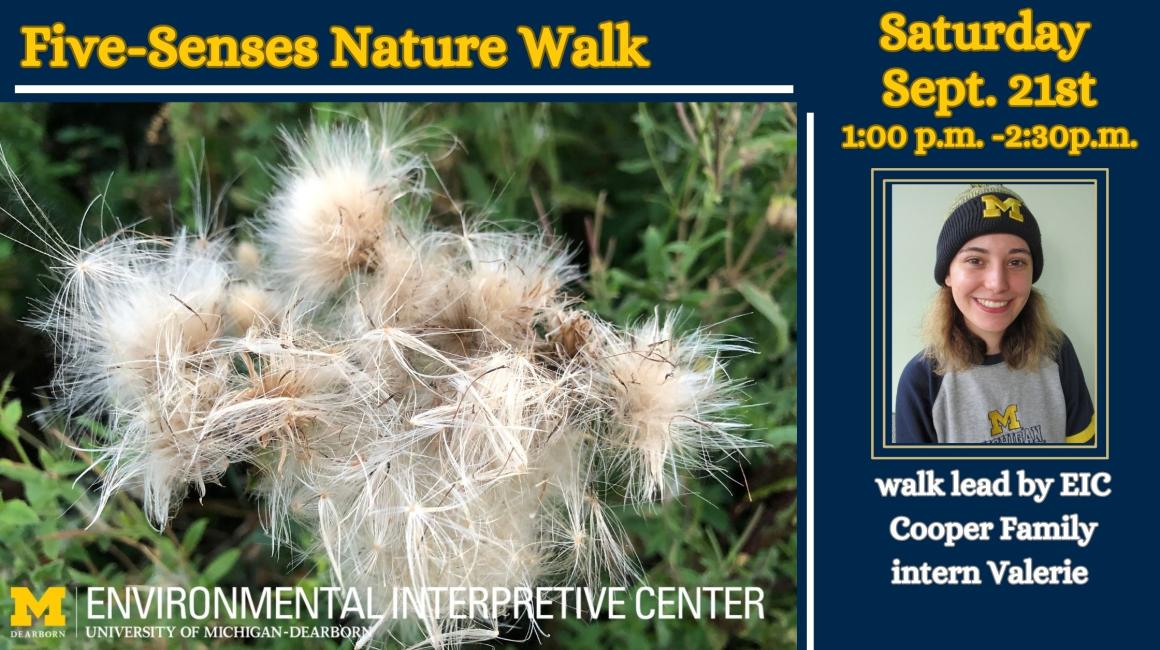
[
  {"x1": 988, "y1": 404, "x2": 1021, "y2": 435},
  {"x1": 985, "y1": 403, "x2": 1045, "y2": 443}
]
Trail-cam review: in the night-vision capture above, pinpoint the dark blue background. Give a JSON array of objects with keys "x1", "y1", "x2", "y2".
[
  {"x1": 3, "y1": 2, "x2": 1156, "y2": 647},
  {"x1": 811, "y1": 5, "x2": 1154, "y2": 648}
]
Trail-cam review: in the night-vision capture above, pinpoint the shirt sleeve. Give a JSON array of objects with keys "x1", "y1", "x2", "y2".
[
  {"x1": 1056, "y1": 334, "x2": 1096, "y2": 444},
  {"x1": 894, "y1": 354, "x2": 940, "y2": 443}
]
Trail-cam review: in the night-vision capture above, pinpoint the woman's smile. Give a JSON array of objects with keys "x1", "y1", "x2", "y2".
[{"x1": 972, "y1": 297, "x2": 1013, "y2": 313}]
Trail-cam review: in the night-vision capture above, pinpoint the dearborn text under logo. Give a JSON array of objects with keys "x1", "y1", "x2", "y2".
[{"x1": 9, "y1": 586, "x2": 67, "y2": 638}]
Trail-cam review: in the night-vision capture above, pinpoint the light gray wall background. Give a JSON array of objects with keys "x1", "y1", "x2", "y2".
[{"x1": 890, "y1": 183, "x2": 1097, "y2": 411}]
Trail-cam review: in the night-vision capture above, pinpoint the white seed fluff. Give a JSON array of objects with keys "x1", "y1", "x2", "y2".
[{"x1": 5, "y1": 117, "x2": 757, "y2": 649}]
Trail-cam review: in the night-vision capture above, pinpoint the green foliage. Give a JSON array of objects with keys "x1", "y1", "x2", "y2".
[
  {"x1": 0, "y1": 381, "x2": 345, "y2": 649},
  {"x1": 0, "y1": 102, "x2": 796, "y2": 648}
]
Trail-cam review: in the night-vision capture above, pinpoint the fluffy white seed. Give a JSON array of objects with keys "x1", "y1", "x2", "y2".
[{"x1": 7, "y1": 118, "x2": 760, "y2": 650}]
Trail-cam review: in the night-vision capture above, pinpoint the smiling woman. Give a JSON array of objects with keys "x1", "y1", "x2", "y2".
[
  {"x1": 944, "y1": 233, "x2": 1034, "y2": 354},
  {"x1": 893, "y1": 184, "x2": 1095, "y2": 444}
]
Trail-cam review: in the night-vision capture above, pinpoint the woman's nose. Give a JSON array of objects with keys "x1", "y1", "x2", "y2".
[{"x1": 984, "y1": 265, "x2": 1009, "y2": 291}]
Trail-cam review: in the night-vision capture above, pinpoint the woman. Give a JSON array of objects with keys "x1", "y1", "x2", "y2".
[{"x1": 895, "y1": 185, "x2": 1095, "y2": 444}]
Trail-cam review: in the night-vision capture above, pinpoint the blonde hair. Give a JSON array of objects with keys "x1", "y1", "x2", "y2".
[{"x1": 921, "y1": 287, "x2": 1062, "y2": 374}]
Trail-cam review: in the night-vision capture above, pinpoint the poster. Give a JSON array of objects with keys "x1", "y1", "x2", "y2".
[{"x1": 0, "y1": 3, "x2": 1151, "y2": 648}]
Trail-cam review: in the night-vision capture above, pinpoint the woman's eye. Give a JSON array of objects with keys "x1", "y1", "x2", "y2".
[
  {"x1": 964, "y1": 257, "x2": 982, "y2": 265},
  {"x1": 1009, "y1": 258, "x2": 1028, "y2": 268}
]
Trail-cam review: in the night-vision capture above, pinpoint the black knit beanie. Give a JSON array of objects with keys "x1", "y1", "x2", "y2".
[{"x1": 934, "y1": 185, "x2": 1043, "y2": 285}]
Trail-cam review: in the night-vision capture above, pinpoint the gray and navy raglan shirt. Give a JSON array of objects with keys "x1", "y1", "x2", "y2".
[{"x1": 895, "y1": 335, "x2": 1095, "y2": 444}]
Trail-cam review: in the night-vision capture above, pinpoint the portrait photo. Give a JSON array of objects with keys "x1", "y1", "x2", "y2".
[{"x1": 889, "y1": 182, "x2": 1098, "y2": 445}]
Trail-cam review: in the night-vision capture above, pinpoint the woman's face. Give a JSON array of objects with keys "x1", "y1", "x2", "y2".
[{"x1": 944, "y1": 233, "x2": 1033, "y2": 351}]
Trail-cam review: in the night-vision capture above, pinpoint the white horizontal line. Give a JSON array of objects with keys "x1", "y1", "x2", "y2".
[{"x1": 15, "y1": 84, "x2": 792, "y2": 95}]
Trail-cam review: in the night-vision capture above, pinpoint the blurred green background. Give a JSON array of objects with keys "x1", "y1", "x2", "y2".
[{"x1": 0, "y1": 102, "x2": 797, "y2": 649}]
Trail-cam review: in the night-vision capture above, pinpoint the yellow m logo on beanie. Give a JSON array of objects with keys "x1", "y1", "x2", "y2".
[{"x1": 980, "y1": 194, "x2": 1024, "y2": 222}]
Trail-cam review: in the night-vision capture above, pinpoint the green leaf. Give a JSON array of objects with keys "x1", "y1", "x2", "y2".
[
  {"x1": 642, "y1": 226, "x2": 669, "y2": 282},
  {"x1": 550, "y1": 185, "x2": 600, "y2": 211},
  {"x1": 764, "y1": 425, "x2": 796, "y2": 447},
  {"x1": 42, "y1": 457, "x2": 89, "y2": 477},
  {"x1": 676, "y1": 290, "x2": 711, "y2": 307},
  {"x1": 31, "y1": 559, "x2": 66, "y2": 583},
  {"x1": 41, "y1": 534, "x2": 63, "y2": 560},
  {"x1": 0, "y1": 458, "x2": 41, "y2": 483},
  {"x1": 752, "y1": 475, "x2": 798, "y2": 501},
  {"x1": 736, "y1": 280, "x2": 789, "y2": 355},
  {"x1": 616, "y1": 158, "x2": 653, "y2": 174},
  {"x1": 200, "y1": 548, "x2": 241, "y2": 585},
  {"x1": 702, "y1": 506, "x2": 730, "y2": 534},
  {"x1": 0, "y1": 400, "x2": 22, "y2": 443},
  {"x1": 156, "y1": 537, "x2": 183, "y2": 571},
  {"x1": 634, "y1": 105, "x2": 657, "y2": 133},
  {"x1": 0, "y1": 499, "x2": 41, "y2": 527},
  {"x1": 655, "y1": 619, "x2": 672, "y2": 647},
  {"x1": 182, "y1": 518, "x2": 210, "y2": 554},
  {"x1": 23, "y1": 472, "x2": 59, "y2": 511},
  {"x1": 459, "y1": 163, "x2": 491, "y2": 205},
  {"x1": 68, "y1": 568, "x2": 104, "y2": 587},
  {"x1": 668, "y1": 230, "x2": 727, "y2": 278}
]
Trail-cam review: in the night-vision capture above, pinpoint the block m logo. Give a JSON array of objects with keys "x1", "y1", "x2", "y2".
[
  {"x1": 988, "y1": 404, "x2": 1022, "y2": 435},
  {"x1": 9, "y1": 586, "x2": 66, "y2": 627},
  {"x1": 980, "y1": 194, "x2": 1025, "y2": 222}
]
